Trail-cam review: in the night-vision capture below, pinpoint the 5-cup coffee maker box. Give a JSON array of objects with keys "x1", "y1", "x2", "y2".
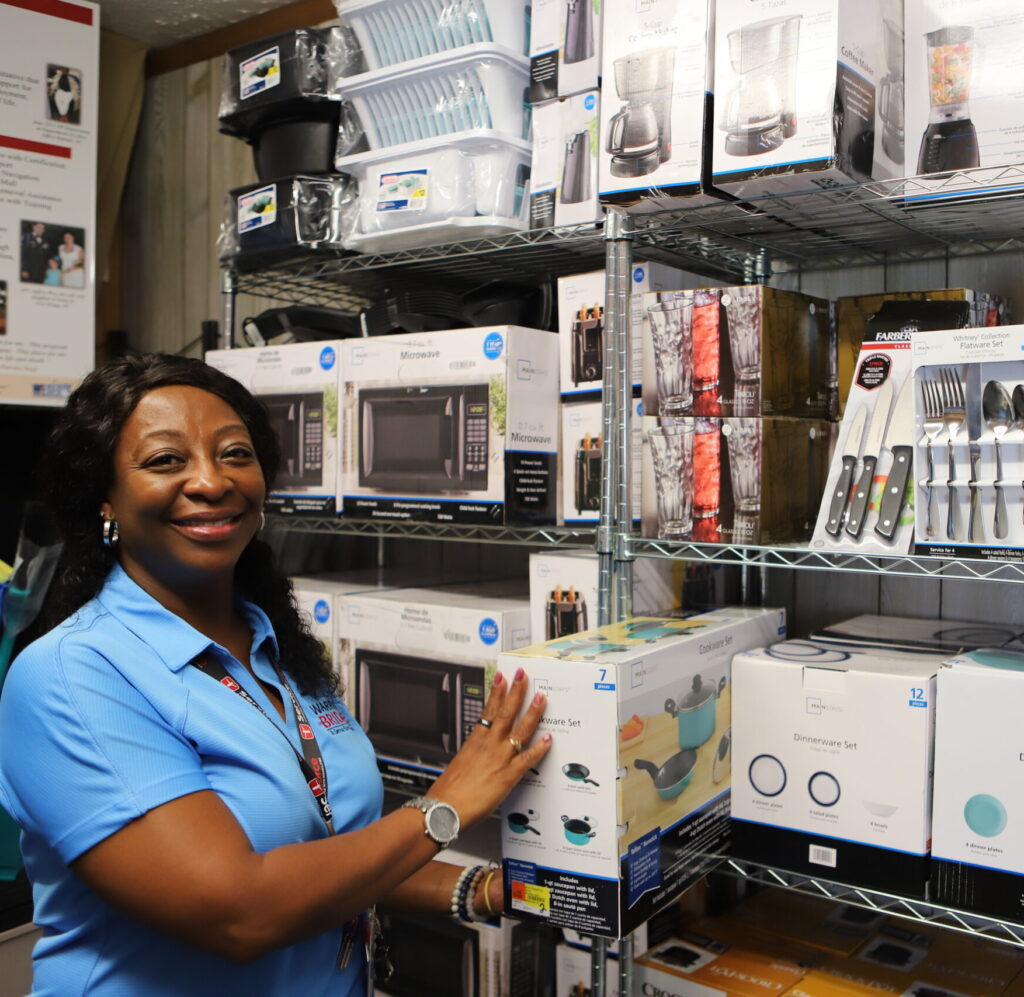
[
  {"x1": 340, "y1": 326, "x2": 559, "y2": 526},
  {"x1": 640, "y1": 286, "x2": 833, "y2": 420},
  {"x1": 529, "y1": 0, "x2": 602, "y2": 102},
  {"x1": 731, "y1": 639, "x2": 941, "y2": 897},
  {"x1": 206, "y1": 341, "x2": 343, "y2": 514},
  {"x1": 500, "y1": 607, "x2": 786, "y2": 938},
  {"x1": 641, "y1": 415, "x2": 832, "y2": 545}
]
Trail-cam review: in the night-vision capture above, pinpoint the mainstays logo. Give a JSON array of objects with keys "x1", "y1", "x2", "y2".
[
  {"x1": 873, "y1": 328, "x2": 914, "y2": 342},
  {"x1": 400, "y1": 349, "x2": 441, "y2": 360}
]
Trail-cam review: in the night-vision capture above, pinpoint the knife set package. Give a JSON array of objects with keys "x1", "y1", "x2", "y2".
[{"x1": 911, "y1": 324, "x2": 1024, "y2": 560}]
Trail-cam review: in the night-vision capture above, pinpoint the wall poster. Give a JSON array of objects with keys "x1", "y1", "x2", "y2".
[{"x1": 0, "y1": 0, "x2": 98, "y2": 406}]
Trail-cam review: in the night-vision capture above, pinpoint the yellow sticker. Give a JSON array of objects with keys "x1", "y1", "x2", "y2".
[{"x1": 512, "y1": 880, "x2": 551, "y2": 910}]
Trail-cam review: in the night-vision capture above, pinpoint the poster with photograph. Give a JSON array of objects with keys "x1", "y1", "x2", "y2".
[{"x1": 0, "y1": 0, "x2": 98, "y2": 406}]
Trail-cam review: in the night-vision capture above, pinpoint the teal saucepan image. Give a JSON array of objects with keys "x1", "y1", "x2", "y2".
[
  {"x1": 964, "y1": 794, "x2": 1007, "y2": 837},
  {"x1": 664, "y1": 673, "x2": 716, "y2": 750},
  {"x1": 561, "y1": 815, "x2": 597, "y2": 845},
  {"x1": 507, "y1": 810, "x2": 540, "y2": 835}
]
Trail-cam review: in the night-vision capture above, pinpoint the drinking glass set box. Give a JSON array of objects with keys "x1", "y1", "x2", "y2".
[
  {"x1": 499, "y1": 607, "x2": 786, "y2": 938},
  {"x1": 528, "y1": 0, "x2": 602, "y2": 102}
]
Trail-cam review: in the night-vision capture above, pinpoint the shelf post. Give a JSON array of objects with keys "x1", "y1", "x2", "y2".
[
  {"x1": 220, "y1": 268, "x2": 238, "y2": 350},
  {"x1": 590, "y1": 937, "x2": 609, "y2": 997}
]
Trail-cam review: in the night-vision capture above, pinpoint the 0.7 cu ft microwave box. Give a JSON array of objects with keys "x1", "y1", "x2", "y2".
[
  {"x1": 499, "y1": 607, "x2": 786, "y2": 938},
  {"x1": 340, "y1": 327, "x2": 559, "y2": 526}
]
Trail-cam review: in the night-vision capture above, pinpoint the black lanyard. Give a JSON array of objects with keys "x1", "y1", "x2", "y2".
[{"x1": 191, "y1": 654, "x2": 335, "y2": 835}]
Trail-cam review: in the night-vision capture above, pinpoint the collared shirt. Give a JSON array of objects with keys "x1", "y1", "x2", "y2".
[{"x1": 0, "y1": 564, "x2": 383, "y2": 996}]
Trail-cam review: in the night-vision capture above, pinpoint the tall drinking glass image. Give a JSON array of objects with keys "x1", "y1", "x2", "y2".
[
  {"x1": 722, "y1": 286, "x2": 762, "y2": 414},
  {"x1": 693, "y1": 418, "x2": 721, "y2": 542},
  {"x1": 724, "y1": 418, "x2": 761, "y2": 513},
  {"x1": 648, "y1": 293, "x2": 693, "y2": 415},
  {"x1": 648, "y1": 420, "x2": 694, "y2": 540},
  {"x1": 692, "y1": 289, "x2": 721, "y2": 400}
]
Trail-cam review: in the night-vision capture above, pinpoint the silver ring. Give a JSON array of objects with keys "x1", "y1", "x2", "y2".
[
  {"x1": 508, "y1": 736, "x2": 523, "y2": 755},
  {"x1": 478, "y1": 718, "x2": 493, "y2": 729}
]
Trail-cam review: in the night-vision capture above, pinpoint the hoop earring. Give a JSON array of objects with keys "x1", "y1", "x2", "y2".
[
  {"x1": 259, "y1": 512, "x2": 267, "y2": 532},
  {"x1": 102, "y1": 517, "x2": 119, "y2": 548}
]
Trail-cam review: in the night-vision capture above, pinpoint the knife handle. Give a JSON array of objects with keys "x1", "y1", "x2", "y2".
[
  {"x1": 968, "y1": 448, "x2": 984, "y2": 544},
  {"x1": 874, "y1": 445, "x2": 913, "y2": 542},
  {"x1": 824, "y1": 454, "x2": 857, "y2": 536},
  {"x1": 845, "y1": 454, "x2": 877, "y2": 539}
]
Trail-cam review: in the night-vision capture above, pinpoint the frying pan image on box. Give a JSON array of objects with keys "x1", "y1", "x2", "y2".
[
  {"x1": 563, "y1": 762, "x2": 600, "y2": 787},
  {"x1": 712, "y1": 729, "x2": 731, "y2": 784},
  {"x1": 634, "y1": 749, "x2": 698, "y2": 801}
]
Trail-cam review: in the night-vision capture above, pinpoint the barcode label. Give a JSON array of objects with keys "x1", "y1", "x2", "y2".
[{"x1": 810, "y1": 844, "x2": 837, "y2": 868}]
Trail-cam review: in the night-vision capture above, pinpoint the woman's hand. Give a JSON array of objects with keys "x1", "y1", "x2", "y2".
[{"x1": 428, "y1": 667, "x2": 550, "y2": 828}]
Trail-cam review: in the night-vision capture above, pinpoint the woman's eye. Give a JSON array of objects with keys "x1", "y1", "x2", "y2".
[
  {"x1": 223, "y1": 446, "x2": 255, "y2": 461},
  {"x1": 144, "y1": 453, "x2": 182, "y2": 469}
]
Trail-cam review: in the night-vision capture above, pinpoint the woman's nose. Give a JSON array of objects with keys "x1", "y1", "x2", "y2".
[{"x1": 184, "y1": 458, "x2": 232, "y2": 497}]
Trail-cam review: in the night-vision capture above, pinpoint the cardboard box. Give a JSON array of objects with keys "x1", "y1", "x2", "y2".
[
  {"x1": 500, "y1": 607, "x2": 787, "y2": 938},
  {"x1": 712, "y1": 0, "x2": 905, "y2": 198},
  {"x1": 911, "y1": 324, "x2": 1024, "y2": 559},
  {"x1": 340, "y1": 327, "x2": 559, "y2": 526},
  {"x1": 641, "y1": 416, "x2": 832, "y2": 546},
  {"x1": 781, "y1": 969, "x2": 892, "y2": 996},
  {"x1": 640, "y1": 286, "x2": 833, "y2": 420},
  {"x1": 530, "y1": 91, "x2": 602, "y2": 229},
  {"x1": 599, "y1": 0, "x2": 723, "y2": 210},
  {"x1": 810, "y1": 613, "x2": 1024, "y2": 654},
  {"x1": 931, "y1": 649, "x2": 1024, "y2": 922},
  {"x1": 529, "y1": 0, "x2": 603, "y2": 102},
  {"x1": 731, "y1": 640, "x2": 940, "y2": 897},
  {"x1": 555, "y1": 942, "x2": 617, "y2": 997},
  {"x1": 206, "y1": 341, "x2": 343, "y2": 514}
]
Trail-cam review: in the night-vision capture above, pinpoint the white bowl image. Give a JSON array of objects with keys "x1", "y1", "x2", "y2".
[{"x1": 863, "y1": 800, "x2": 899, "y2": 817}]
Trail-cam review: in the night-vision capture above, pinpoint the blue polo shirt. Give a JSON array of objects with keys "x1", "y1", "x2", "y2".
[{"x1": 0, "y1": 564, "x2": 383, "y2": 996}]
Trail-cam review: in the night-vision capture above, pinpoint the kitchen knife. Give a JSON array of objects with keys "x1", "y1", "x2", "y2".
[
  {"x1": 874, "y1": 377, "x2": 916, "y2": 542},
  {"x1": 824, "y1": 406, "x2": 866, "y2": 537},
  {"x1": 967, "y1": 376, "x2": 985, "y2": 544},
  {"x1": 845, "y1": 378, "x2": 894, "y2": 539}
]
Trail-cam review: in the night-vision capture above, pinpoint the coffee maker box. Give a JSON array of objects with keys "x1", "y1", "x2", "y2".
[
  {"x1": 206, "y1": 341, "x2": 343, "y2": 514},
  {"x1": 339, "y1": 327, "x2": 559, "y2": 526},
  {"x1": 500, "y1": 607, "x2": 786, "y2": 938},
  {"x1": 530, "y1": 91, "x2": 602, "y2": 229},
  {"x1": 712, "y1": 0, "x2": 905, "y2": 198},
  {"x1": 640, "y1": 286, "x2": 832, "y2": 419},
  {"x1": 730, "y1": 640, "x2": 940, "y2": 897},
  {"x1": 529, "y1": 0, "x2": 603, "y2": 102},
  {"x1": 641, "y1": 415, "x2": 832, "y2": 546},
  {"x1": 599, "y1": 0, "x2": 724, "y2": 210},
  {"x1": 906, "y1": 0, "x2": 1024, "y2": 201}
]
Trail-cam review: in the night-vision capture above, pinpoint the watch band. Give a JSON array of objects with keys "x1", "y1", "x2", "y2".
[{"x1": 401, "y1": 796, "x2": 460, "y2": 849}]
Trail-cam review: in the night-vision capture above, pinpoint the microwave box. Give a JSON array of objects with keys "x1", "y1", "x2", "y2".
[
  {"x1": 500, "y1": 607, "x2": 787, "y2": 938},
  {"x1": 640, "y1": 286, "x2": 833, "y2": 420},
  {"x1": 529, "y1": 0, "x2": 602, "y2": 102},
  {"x1": 599, "y1": 0, "x2": 723, "y2": 211},
  {"x1": 339, "y1": 581, "x2": 531, "y2": 793},
  {"x1": 206, "y1": 341, "x2": 343, "y2": 514},
  {"x1": 811, "y1": 613, "x2": 1024, "y2": 655},
  {"x1": 339, "y1": 327, "x2": 559, "y2": 526},
  {"x1": 730, "y1": 639, "x2": 940, "y2": 897},
  {"x1": 781, "y1": 969, "x2": 899, "y2": 996},
  {"x1": 557, "y1": 263, "x2": 689, "y2": 401},
  {"x1": 910, "y1": 324, "x2": 1024, "y2": 560},
  {"x1": 905, "y1": 0, "x2": 1024, "y2": 203},
  {"x1": 529, "y1": 90, "x2": 602, "y2": 229},
  {"x1": 712, "y1": 0, "x2": 905, "y2": 200},
  {"x1": 641, "y1": 415, "x2": 832, "y2": 546}
]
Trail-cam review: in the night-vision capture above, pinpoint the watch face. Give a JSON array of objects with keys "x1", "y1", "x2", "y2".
[{"x1": 427, "y1": 803, "x2": 459, "y2": 842}]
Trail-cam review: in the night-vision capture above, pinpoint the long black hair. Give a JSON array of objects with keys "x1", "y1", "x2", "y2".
[{"x1": 36, "y1": 352, "x2": 333, "y2": 696}]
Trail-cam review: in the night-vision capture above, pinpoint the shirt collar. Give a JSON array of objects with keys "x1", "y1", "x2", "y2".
[{"x1": 96, "y1": 563, "x2": 280, "y2": 672}]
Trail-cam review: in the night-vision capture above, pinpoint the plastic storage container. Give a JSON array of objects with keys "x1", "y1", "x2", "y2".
[
  {"x1": 335, "y1": 0, "x2": 531, "y2": 68},
  {"x1": 334, "y1": 42, "x2": 530, "y2": 152},
  {"x1": 338, "y1": 132, "x2": 530, "y2": 252}
]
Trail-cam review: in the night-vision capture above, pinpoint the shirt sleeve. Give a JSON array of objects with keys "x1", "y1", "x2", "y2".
[{"x1": 0, "y1": 629, "x2": 212, "y2": 864}]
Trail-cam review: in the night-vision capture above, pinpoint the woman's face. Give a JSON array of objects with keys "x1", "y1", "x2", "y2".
[
  {"x1": 101, "y1": 385, "x2": 266, "y2": 600},
  {"x1": 63, "y1": 233, "x2": 74, "y2": 247}
]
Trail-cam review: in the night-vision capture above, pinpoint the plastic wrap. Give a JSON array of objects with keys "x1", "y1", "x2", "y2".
[
  {"x1": 219, "y1": 26, "x2": 362, "y2": 138},
  {"x1": 333, "y1": 0, "x2": 530, "y2": 69}
]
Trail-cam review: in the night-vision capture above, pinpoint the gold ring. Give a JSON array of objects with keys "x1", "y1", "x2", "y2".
[
  {"x1": 508, "y1": 736, "x2": 523, "y2": 755},
  {"x1": 479, "y1": 718, "x2": 493, "y2": 729}
]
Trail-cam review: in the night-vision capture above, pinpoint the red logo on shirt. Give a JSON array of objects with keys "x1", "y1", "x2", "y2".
[
  {"x1": 299, "y1": 723, "x2": 314, "y2": 740},
  {"x1": 221, "y1": 677, "x2": 240, "y2": 691},
  {"x1": 308, "y1": 777, "x2": 324, "y2": 796}
]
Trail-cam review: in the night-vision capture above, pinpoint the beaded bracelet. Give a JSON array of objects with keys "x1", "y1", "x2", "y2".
[
  {"x1": 450, "y1": 864, "x2": 484, "y2": 923},
  {"x1": 463, "y1": 862, "x2": 499, "y2": 923}
]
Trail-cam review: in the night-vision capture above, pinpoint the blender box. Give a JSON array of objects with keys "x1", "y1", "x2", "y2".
[
  {"x1": 911, "y1": 324, "x2": 1024, "y2": 560},
  {"x1": 529, "y1": 91, "x2": 602, "y2": 229},
  {"x1": 338, "y1": 580, "x2": 531, "y2": 794},
  {"x1": 640, "y1": 286, "x2": 833, "y2": 420},
  {"x1": 529, "y1": 0, "x2": 603, "y2": 102},
  {"x1": 557, "y1": 263, "x2": 687, "y2": 400},
  {"x1": 931, "y1": 649, "x2": 1024, "y2": 922},
  {"x1": 730, "y1": 639, "x2": 940, "y2": 897},
  {"x1": 641, "y1": 415, "x2": 832, "y2": 545},
  {"x1": 206, "y1": 341, "x2": 343, "y2": 514},
  {"x1": 599, "y1": 0, "x2": 723, "y2": 210},
  {"x1": 712, "y1": 0, "x2": 905, "y2": 198},
  {"x1": 499, "y1": 606, "x2": 787, "y2": 938},
  {"x1": 906, "y1": 0, "x2": 1024, "y2": 202},
  {"x1": 339, "y1": 327, "x2": 559, "y2": 526},
  {"x1": 529, "y1": 550, "x2": 681, "y2": 643}
]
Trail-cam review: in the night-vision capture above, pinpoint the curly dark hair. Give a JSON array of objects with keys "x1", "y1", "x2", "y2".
[{"x1": 36, "y1": 352, "x2": 333, "y2": 696}]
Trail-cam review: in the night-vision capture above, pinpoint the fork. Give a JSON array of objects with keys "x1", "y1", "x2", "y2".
[
  {"x1": 921, "y1": 376, "x2": 944, "y2": 537},
  {"x1": 939, "y1": 367, "x2": 966, "y2": 541}
]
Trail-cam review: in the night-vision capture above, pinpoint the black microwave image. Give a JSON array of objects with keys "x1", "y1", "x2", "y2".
[
  {"x1": 261, "y1": 391, "x2": 325, "y2": 488},
  {"x1": 358, "y1": 383, "x2": 489, "y2": 493}
]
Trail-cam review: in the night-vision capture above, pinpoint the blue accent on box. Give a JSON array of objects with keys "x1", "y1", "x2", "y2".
[
  {"x1": 319, "y1": 346, "x2": 336, "y2": 370},
  {"x1": 314, "y1": 600, "x2": 330, "y2": 624},
  {"x1": 626, "y1": 829, "x2": 661, "y2": 907},
  {"x1": 483, "y1": 332, "x2": 504, "y2": 359},
  {"x1": 594, "y1": 682, "x2": 616, "y2": 691},
  {"x1": 479, "y1": 618, "x2": 499, "y2": 645}
]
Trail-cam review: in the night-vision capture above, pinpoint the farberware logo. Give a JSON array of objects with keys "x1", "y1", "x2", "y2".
[{"x1": 873, "y1": 330, "x2": 913, "y2": 342}]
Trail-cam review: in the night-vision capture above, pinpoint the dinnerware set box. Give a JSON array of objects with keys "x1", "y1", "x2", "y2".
[
  {"x1": 206, "y1": 341, "x2": 343, "y2": 514},
  {"x1": 339, "y1": 327, "x2": 559, "y2": 526},
  {"x1": 910, "y1": 324, "x2": 1024, "y2": 560},
  {"x1": 811, "y1": 613, "x2": 1024, "y2": 655},
  {"x1": 499, "y1": 607, "x2": 786, "y2": 938},
  {"x1": 731, "y1": 639, "x2": 940, "y2": 897},
  {"x1": 529, "y1": 0, "x2": 602, "y2": 102}
]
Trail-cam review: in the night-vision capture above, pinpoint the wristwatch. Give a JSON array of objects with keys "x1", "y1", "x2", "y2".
[{"x1": 401, "y1": 796, "x2": 461, "y2": 849}]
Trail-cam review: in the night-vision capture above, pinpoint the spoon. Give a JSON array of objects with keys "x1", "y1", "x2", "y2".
[
  {"x1": 1014, "y1": 384, "x2": 1024, "y2": 525},
  {"x1": 983, "y1": 380, "x2": 1014, "y2": 539}
]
